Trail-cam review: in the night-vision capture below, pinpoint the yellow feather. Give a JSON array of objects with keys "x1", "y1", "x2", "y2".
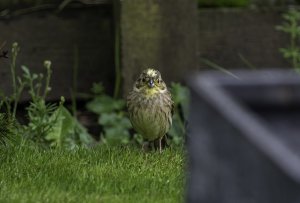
[{"x1": 145, "y1": 87, "x2": 160, "y2": 96}]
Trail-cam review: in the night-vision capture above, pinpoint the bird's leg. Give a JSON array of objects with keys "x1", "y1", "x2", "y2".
[
  {"x1": 153, "y1": 137, "x2": 164, "y2": 153},
  {"x1": 159, "y1": 138, "x2": 162, "y2": 153}
]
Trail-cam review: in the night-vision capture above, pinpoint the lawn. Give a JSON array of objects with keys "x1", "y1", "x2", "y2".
[{"x1": 0, "y1": 143, "x2": 185, "y2": 203}]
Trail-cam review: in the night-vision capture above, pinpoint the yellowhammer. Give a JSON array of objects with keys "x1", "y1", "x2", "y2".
[{"x1": 127, "y1": 68, "x2": 173, "y2": 152}]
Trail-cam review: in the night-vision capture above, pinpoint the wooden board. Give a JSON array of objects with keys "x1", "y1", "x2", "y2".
[
  {"x1": 198, "y1": 8, "x2": 289, "y2": 69},
  {"x1": 121, "y1": 0, "x2": 198, "y2": 95},
  {"x1": 0, "y1": 6, "x2": 114, "y2": 101}
]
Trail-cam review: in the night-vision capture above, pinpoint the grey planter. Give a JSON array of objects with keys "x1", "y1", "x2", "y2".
[{"x1": 187, "y1": 69, "x2": 300, "y2": 203}]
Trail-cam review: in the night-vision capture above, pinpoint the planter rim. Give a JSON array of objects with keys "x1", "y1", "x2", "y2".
[{"x1": 198, "y1": 68, "x2": 300, "y2": 85}]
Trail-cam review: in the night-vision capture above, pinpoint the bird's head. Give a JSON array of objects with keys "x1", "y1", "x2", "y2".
[{"x1": 134, "y1": 68, "x2": 167, "y2": 95}]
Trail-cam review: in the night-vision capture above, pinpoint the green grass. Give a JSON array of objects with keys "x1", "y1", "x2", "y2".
[{"x1": 0, "y1": 143, "x2": 185, "y2": 203}]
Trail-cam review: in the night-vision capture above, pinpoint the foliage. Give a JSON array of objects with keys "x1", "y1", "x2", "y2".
[
  {"x1": 46, "y1": 104, "x2": 94, "y2": 149},
  {"x1": 0, "y1": 42, "x2": 94, "y2": 148},
  {"x1": 168, "y1": 83, "x2": 190, "y2": 146},
  {"x1": 86, "y1": 83, "x2": 132, "y2": 145},
  {"x1": 22, "y1": 98, "x2": 57, "y2": 144},
  {"x1": 0, "y1": 42, "x2": 25, "y2": 146},
  {"x1": 0, "y1": 144, "x2": 184, "y2": 202},
  {"x1": 1, "y1": 42, "x2": 189, "y2": 150},
  {"x1": 276, "y1": 9, "x2": 300, "y2": 71},
  {"x1": 20, "y1": 63, "x2": 56, "y2": 144},
  {"x1": 198, "y1": 0, "x2": 249, "y2": 7},
  {"x1": 0, "y1": 42, "x2": 25, "y2": 119}
]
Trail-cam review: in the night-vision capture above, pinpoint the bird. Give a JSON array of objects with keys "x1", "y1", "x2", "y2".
[{"x1": 127, "y1": 68, "x2": 173, "y2": 152}]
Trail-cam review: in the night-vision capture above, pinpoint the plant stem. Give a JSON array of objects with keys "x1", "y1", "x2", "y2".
[
  {"x1": 71, "y1": 45, "x2": 78, "y2": 117},
  {"x1": 113, "y1": 0, "x2": 121, "y2": 99},
  {"x1": 238, "y1": 53, "x2": 256, "y2": 70},
  {"x1": 4, "y1": 98, "x2": 11, "y2": 118},
  {"x1": 29, "y1": 76, "x2": 37, "y2": 103},
  {"x1": 14, "y1": 83, "x2": 25, "y2": 117},
  {"x1": 11, "y1": 42, "x2": 19, "y2": 119},
  {"x1": 200, "y1": 58, "x2": 240, "y2": 79},
  {"x1": 43, "y1": 61, "x2": 52, "y2": 99}
]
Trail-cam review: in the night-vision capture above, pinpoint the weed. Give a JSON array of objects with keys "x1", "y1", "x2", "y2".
[
  {"x1": 0, "y1": 42, "x2": 94, "y2": 148},
  {"x1": 168, "y1": 83, "x2": 190, "y2": 146},
  {"x1": 86, "y1": 83, "x2": 131, "y2": 145},
  {"x1": 0, "y1": 42, "x2": 26, "y2": 119}
]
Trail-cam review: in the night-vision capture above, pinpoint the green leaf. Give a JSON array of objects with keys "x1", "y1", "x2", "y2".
[
  {"x1": 97, "y1": 112, "x2": 132, "y2": 145},
  {"x1": 276, "y1": 24, "x2": 293, "y2": 33},
  {"x1": 98, "y1": 113, "x2": 118, "y2": 126},
  {"x1": 103, "y1": 126, "x2": 130, "y2": 145},
  {"x1": 45, "y1": 105, "x2": 74, "y2": 147},
  {"x1": 32, "y1": 74, "x2": 38, "y2": 80},
  {"x1": 21, "y1": 65, "x2": 30, "y2": 76},
  {"x1": 86, "y1": 95, "x2": 125, "y2": 114},
  {"x1": 167, "y1": 83, "x2": 190, "y2": 146},
  {"x1": 74, "y1": 118, "x2": 95, "y2": 146},
  {"x1": 99, "y1": 112, "x2": 131, "y2": 129},
  {"x1": 170, "y1": 82, "x2": 190, "y2": 120},
  {"x1": 168, "y1": 114, "x2": 185, "y2": 145},
  {"x1": 91, "y1": 82, "x2": 105, "y2": 95},
  {"x1": 46, "y1": 106, "x2": 94, "y2": 148}
]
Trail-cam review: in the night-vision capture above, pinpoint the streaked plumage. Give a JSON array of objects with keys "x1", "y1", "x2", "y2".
[{"x1": 127, "y1": 69, "x2": 173, "y2": 152}]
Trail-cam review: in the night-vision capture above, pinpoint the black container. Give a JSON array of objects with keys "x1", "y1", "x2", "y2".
[{"x1": 187, "y1": 69, "x2": 300, "y2": 203}]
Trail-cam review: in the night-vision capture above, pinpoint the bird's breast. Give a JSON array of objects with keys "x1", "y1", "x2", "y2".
[{"x1": 129, "y1": 93, "x2": 172, "y2": 141}]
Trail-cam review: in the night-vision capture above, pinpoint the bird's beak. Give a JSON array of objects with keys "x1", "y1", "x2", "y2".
[{"x1": 148, "y1": 79, "x2": 155, "y2": 88}]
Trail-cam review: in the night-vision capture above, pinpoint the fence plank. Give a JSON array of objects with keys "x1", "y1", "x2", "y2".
[{"x1": 0, "y1": 6, "x2": 114, "y2": 101}]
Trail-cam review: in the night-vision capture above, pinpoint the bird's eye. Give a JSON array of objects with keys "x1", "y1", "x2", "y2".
[
  {"x1": 157, "y1": 79, "x2": 160, "y2": 84},
  {"x1": 142, "y1": 78, "x2": 146, "y2": 83}
]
